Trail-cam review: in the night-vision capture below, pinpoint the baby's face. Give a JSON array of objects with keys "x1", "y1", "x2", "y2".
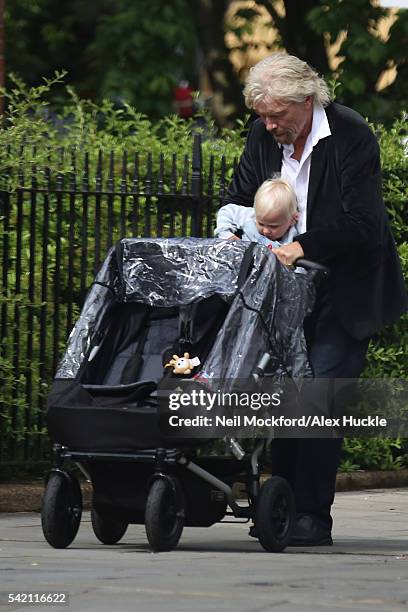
[{"x1": 255, "y1": 209, "x2": 295, "y2": 241}]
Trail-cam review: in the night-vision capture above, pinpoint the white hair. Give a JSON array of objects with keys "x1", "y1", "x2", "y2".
[
  {"x1": 254, "y1": 178, "x2": 297, "y2": 219},
  {"x1": 244, "y1": 52, "x2": 331, "y2": 109}
]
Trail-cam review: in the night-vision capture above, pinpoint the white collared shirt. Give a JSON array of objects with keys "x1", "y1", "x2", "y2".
[{"x1": 280, "y1": 103, "x2": 331, "y2": 234}]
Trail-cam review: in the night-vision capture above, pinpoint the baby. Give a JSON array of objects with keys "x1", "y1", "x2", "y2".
[{"x1": 214, "y1": 178, "x2": 299, "y2": 248}]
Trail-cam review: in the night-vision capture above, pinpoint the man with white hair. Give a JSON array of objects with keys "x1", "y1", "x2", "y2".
[{"x1": 227, "y1": 52, "x2": 407, "y2": 546}]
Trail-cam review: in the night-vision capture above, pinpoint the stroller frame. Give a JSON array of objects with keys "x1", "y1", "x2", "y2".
[
  {"x1": 45, "y1": 427, "x2": 294, "y2": 553},
  {"x1": 51, "y1": 437, "x2": 265, "y2": 520}
]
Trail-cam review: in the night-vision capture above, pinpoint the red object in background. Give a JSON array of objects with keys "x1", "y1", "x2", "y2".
[{"x1": 173, "y1": 81, "x2": 194, "y2": 119}]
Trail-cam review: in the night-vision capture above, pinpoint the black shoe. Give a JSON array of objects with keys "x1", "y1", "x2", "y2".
[
  {"x1": 288, "y1": 514, "x2": 333, "y2": 547},
  {"x1": 248, "y1": 524, "x2": 259, "y2": 538}
]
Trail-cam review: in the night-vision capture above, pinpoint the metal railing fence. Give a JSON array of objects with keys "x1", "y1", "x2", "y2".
[{"x1": 0, "y1": 135, "x2": 233, "y2": 464}]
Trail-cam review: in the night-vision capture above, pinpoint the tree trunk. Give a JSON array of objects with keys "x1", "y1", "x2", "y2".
[
  {"x1": 190, "y1": 0, "x2": 247, "y2": 125},
  {"x1": 262, "y1": 0, "x2": 330, "y2": 74}
]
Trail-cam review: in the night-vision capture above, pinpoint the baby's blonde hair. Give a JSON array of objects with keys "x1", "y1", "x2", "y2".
[{"x1": 254, "y1": 178, "x2": 297, "y2": 220}]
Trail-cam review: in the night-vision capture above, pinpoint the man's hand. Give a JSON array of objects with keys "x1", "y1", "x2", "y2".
[
  {"x1": 271, "y1": 241, "x2": 304, "y2": 266},
  {"x1": 228, "y1": 235, "x2": 241, "y2": 241}
]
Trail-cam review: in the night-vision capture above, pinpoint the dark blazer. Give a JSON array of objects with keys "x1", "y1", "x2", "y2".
[{"x1": 226, "y1": 102, "x2": 407, "y2": 339}]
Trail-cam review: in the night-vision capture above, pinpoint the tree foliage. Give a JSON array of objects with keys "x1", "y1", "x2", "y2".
[
  {"x1": 4, "y1": 1, "x2": 408, "y2": 124},
  {"x1": 5, "y1": 0, "x2": 198, "y2": 118},
  {"x1": 227, "y1": 0, "x2": 408, "y2": 123},
  {"x1": 307, "y1": 0, "x2": 408, "y2": 121},
  {"x1": 86, "y1": 0, "x2": 198, "y2": 117}
]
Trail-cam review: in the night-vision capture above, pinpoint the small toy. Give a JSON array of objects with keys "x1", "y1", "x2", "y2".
[{"x1": 165, "y1": 353, "x2": 201, "y2": 375}]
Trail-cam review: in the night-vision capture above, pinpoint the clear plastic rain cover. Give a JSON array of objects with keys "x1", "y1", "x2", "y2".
[{"x1": 56, "y1": 238, "x2": 315, "y2": 382}]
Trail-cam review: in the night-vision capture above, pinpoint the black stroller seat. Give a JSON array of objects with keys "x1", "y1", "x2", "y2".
[
  {"x1": 82, "y1": 304, "x2": 179, "y2": 402},
  {"x1": 81, "y1": 294, "x2": 230, "y2": 404}
]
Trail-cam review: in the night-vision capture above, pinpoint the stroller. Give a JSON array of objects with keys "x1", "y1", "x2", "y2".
[{"x1": 42, "y1": 238, "x2": 321, "y2": 553}]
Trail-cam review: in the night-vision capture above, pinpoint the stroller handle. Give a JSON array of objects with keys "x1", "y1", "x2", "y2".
[{"x1": 295, "y1": 258, "x2": 330, "y2": 276}]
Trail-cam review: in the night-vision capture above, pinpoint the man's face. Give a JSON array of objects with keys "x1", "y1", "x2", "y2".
[{"x1": 254, "y1": 98, "x2": 313, "y2": 145}]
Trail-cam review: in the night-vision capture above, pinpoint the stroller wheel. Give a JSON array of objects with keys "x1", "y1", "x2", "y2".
[
  {"x1": 91, "y1": 507, "x2": 128, "y2": 545},
  {"x1": 256, "y1": 476, "x2": 295, "y2": 553},
  {"x1": 41, "y1": 472, "x2": 82, "y2": 549},
  {"x1": 145, "y1": 477, "x2": 185, "y2": 552}
]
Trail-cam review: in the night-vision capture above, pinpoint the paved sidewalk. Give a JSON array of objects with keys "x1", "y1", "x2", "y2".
[{"x1": 0, "y1": 488, "x2": 407, "y2": 612}]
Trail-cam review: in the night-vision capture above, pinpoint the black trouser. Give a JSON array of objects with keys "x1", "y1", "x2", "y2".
[{"x1": 271, "y1": 286, "x2": 370, "y2": 529}]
